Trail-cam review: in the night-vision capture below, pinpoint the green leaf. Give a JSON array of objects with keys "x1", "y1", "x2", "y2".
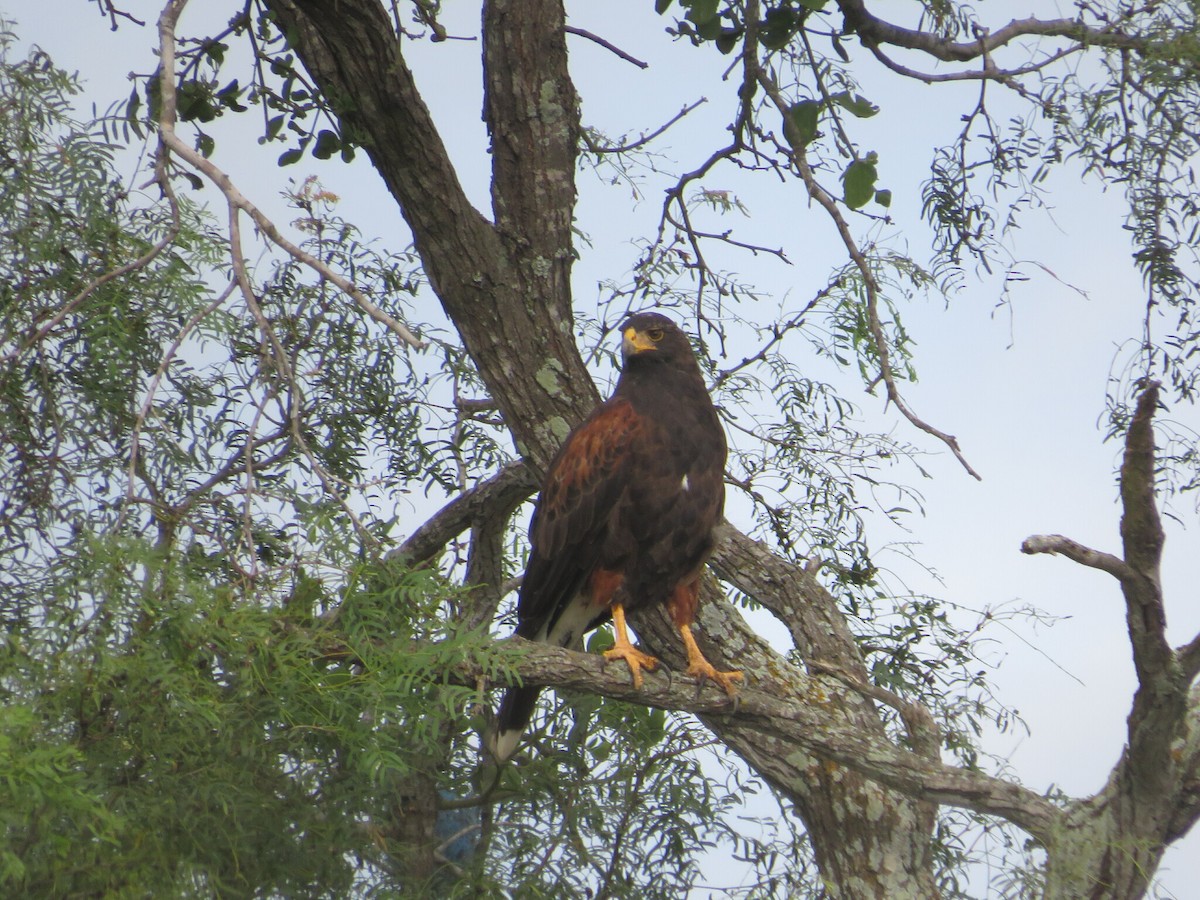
[
  {"x1": 760, "y1": 6, "x2": 796, "y2": 50},
  {"x1": 177, "y1": 81, "x2": 217, "y2": 123},
  {"x1": 312, "y1": 129, "x2": 340, "y2": 160},
  {"x1": 843, "y1": 157, "x2": 878, "y2": 209},
  {"x1": 796, "y1": 0, "x2": 829, "y2": 9},
  {"x1": 264, "y1": 114, "x2": 285, "y2": 141},
  {"x1": 874, "y1": 188, "x2": 892, "y2": 208},
  {"x1": 655, "y1": 0, "x2": 673, "y2": 13},
  {"x1": 831, "y1": 33, "x2": 849, "y2": 62},
  {"x1": 125, "y1": 86, "x2": 144, "y2": 139},
  {"x1": 783, "y1": 100, "x2": 820, "y2": 147},
  {"x1": 685, "y1": 0, "x2": 720, "y2": 26},
  {"x1": 695, "y1": 16, "x2": 723, "y2": 40},
  {"x1": 830, "y1": 90, "x2": 879, "y2": 118},
  {"x1": 715, "y1": 28, "x2": 741, "y2": 54},
  {"x1": 204, "y1": 40, "x2": 228, "y2": 65},
  {"x1": 278, "y1": 147, "x2": 303, "y2": 167},
  {"x1": 196, "y1": 133, "x2": 215, "y2": 158}
]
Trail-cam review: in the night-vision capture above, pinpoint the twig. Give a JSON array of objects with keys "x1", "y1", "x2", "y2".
[
  {"x1": 565, "y1": 25, "x2": 648, "y2": 68},
  {"x1": 1, "y1": 199, "x2": 182, "y2": 367},
  {"x1": 584, "y1": 98, "x2": 707, "y2": 155},
  {"x1": 121, "y1": 279, "x2": 238, "y2": 530}
]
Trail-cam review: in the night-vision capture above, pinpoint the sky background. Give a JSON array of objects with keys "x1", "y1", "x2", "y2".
[{"x1": 12, "y1": 0, "x2": 1200, "y2": 895}]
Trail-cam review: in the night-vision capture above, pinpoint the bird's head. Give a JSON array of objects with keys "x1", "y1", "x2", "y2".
[{"x1": 619, "y1": 312, "x2": 696, "y2": 367}]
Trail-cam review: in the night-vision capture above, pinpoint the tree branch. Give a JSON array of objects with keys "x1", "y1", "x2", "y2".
[
  {"x1": 268, "y1": 0, "x2": 598, "y2": 467},
  {"x1": 564, "y1": 25, "x2": 647, "y2": 69},
  {"x1": 156, "y1": 0, "x2": 425, "y2": 353},
  {"x1": 465, "y1": 639, "x2": 1061, "y2": 842},
  {"x1": 389, "y1": 462, "x2": 536, "y2": 569},
  {"x1": 754, "y1": 66, "x2": 981, "y2": 480},
  {"x1": 1019, "y1": 534, "x2": 1131, "y2": 580},
  {"x1": 1119, "y1": 382, "x2": 1171, "y2": 683},
  {"x1": 1165, "y1": 685, "x2": 1200, "y2": 843},
  {"x1": 1180, "y1": 634, "x2": 1200, "y2": 684},
  {"x1": 837, "y1": 0, "x2": 1146, "y2": 64}
]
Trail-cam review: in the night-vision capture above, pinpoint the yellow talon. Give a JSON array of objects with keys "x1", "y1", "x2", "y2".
[
  {"x1": 604, "y1": 602, "x2": 659, "y2": 688},
  {"x1": 679, "y1": 623, "x2": 742, "y2": 695}
]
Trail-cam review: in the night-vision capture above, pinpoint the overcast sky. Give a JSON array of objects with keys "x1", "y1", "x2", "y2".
[{"x1": 14, "y1": 1, "x2": 1200, "y2": 894}]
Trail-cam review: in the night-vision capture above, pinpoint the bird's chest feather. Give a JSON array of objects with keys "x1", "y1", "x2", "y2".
[{"x1": 605, "y1": 392, "x2": 724, "y2": 578}]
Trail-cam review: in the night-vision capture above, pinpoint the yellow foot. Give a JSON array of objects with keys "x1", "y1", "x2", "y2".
[
  {"x1": 678, "y1": 622, "x2": 742, "y2": 695},
  {"x1": 603, "y1": 644, "x2": 659, "y2": 689},
  {"x1": 685, "y1": 658, "x2": 743, "y2": 695}
]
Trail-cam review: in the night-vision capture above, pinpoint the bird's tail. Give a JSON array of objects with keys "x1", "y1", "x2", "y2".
[
  {"x1": 489, "y1": 685, "x2": 540, "y2": 761},
  {"x1": 488, "y1": 590, "x2": 598, "y2": 760}
]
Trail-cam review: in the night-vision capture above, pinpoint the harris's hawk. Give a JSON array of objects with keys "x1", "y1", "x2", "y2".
[{"x1": 491, "y1": 311, "x2": 740, "y2": 761}]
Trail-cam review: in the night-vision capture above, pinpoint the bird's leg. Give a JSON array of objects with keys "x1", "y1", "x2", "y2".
[
  {"x1": 603, "y1": 602, "x2": 659, "y2": 689},
  {"x1": 668, "y1": 578, "x2": 742, "y2": 695},
  {"x1": 677, "y1": 621, "x2": 742, "y2": 695}
]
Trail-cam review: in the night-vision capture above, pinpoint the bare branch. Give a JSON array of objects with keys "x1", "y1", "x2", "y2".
[
  {"x1": 807, "y1": 658, "x2": 941, "y2": 761},
  {"x1": 862, "y1": 37, "x2": 1084, "y2": 85},
  {"x1": 1180, "y1": 634, "x2": 1200, "y2": 683},
  {"x1": 565, "y1": 25, "x2": 648, "y2": 69},
  {"x1": 1118, "y1": 381, "x2": 1172, "y2": 686},
  {"x1": 1120, "y1": 382, "x2": 1165, "y2": 577},
  {"x1": 1019, "y1": 534, "x2": 1131, "y2": 580},
  {"x1": 584, "y1": 98, "x2": 707, "y2": 155},
  {"x1": 838, "y1": 1, "x2": 1147, "y2": 64}
]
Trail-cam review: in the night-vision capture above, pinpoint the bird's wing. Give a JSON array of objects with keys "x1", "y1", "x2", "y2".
[{"x1": 516, "y1": 397, "x2": 644, "y2": 634}]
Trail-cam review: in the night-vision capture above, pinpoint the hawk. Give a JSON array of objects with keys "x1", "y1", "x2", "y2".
[{"x1": 491, "y1": 311, "x2": 740, "y2": 760}]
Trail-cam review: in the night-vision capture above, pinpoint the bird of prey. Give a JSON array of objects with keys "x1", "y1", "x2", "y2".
[{"x1": 491, "y1": 311, "x2": 740, "y2": 760}]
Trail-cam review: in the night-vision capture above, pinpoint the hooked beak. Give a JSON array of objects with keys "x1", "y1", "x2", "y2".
[{"x1": 621, "y1": 326, "x2": 657, "y2": 358}]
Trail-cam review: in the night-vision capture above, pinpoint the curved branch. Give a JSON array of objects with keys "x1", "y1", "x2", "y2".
[
  {"x1": 156, "y1": 0, "x2": 425, "y2": 352},
  {"x1": 390, "y1": 462, "x2": 537, "y2": 568},
  {"x1": 565, "y1": 25, "x2": 647, "y2": 69},
  {"x1": 754, "y1": 67, "x2": 981, "y2": 479}
]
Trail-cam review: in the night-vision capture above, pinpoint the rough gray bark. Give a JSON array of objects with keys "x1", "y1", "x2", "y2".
[
  {"x1": 1023, "y1": 384, "x2": 1200, "y2": 898},
  {"x1": 252, "y1": 1, "x2": 1200, "y2": 895}
]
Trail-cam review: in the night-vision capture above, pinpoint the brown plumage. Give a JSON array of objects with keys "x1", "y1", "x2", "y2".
[{"x1": 491, "y1": 311, "x2": 740, "y2": 760}]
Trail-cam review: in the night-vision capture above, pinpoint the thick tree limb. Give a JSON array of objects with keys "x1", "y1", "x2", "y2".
[
  {"x1": 463, "y1": 638, "x2": 1061, "y2": 841},
  {"x1": 1180, "y1": 634, "x2": 1200, "y2": 684},
  {"x1": 1165, "y1": 686, "x2": 1200, "y2": 843},
  {"x1": 1119, "y1": 383, "x2": 1171, "y2": 684},
  {"x1": 390, "y1": 462, "x2": 536, "y2": 568},
  {"x1": 710, "y1": 521, "x2": 866, "y2": 671},
  {"x1": 265, "y1": 0, "x2": 598, "y2": 467},
  {"x1": 1025, "y1": 382, "x2": 1196, "y2": 896}
]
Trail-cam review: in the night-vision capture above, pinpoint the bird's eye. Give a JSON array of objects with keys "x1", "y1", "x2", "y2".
[{"x1": 647, "y1": 328, "x2": 664, "y2": 342}]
